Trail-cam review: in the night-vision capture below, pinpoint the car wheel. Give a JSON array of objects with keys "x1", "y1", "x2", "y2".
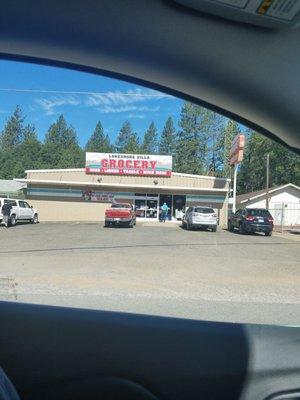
[
  {"x1": 182, "y1": 221, "x2": 187, "y2": 229},
  {"x1": 228, "y1": 223, "x2": 233, "y2": 232},
  {"x1": 212, "y1": 226, "x2": 217, "y2": 232},
  {"x1": 238, "y1": 223, "x2": 244, "y2": 234},
  {"x1": 104, "y1": 221, "x2": 109, "y2": 227},
  {"x1": 10, "y1": 215, "x2": 17, "y2": 227},
  {"x1": 265, "y1": 231, "x2": 272, "y2": 236},
  {"x1": 31, "y1": 213, "x2": 38, "y2": 224}
]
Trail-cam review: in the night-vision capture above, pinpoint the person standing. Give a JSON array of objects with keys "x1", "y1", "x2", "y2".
[
  {"x1": 1, "y1": 202, "x2": 13, "y2": 228},
  {"x1": 161, "y1": 202, "x2": 169, "y2": 223}
]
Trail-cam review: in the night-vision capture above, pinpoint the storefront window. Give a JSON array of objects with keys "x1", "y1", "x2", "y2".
[{"x1": 173, "y1": 195, "x2": 186, "y2": 220}]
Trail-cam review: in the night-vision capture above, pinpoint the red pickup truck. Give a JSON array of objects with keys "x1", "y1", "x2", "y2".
[{"x1": 105, "y1": 203, "x2": 136, "y2": 228}]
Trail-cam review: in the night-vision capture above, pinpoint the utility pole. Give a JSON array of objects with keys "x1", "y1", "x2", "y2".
[{"x1": 266, "y1": 153, "x2": 269, "y2": 209}]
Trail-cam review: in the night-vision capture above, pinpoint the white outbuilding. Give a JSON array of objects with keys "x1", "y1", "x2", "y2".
[{"x1": 235, "y1": 183, "x2": 300, "y2": 227}]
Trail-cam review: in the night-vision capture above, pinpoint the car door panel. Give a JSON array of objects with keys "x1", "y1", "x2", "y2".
[{"x1": 0, "y1": 301, "x2": 299, "y2": 400}]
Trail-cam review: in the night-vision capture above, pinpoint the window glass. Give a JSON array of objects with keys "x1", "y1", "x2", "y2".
[
  {"x1": 0, "y1": 60, "x2": 299, "y2": 326},
  {"x1": 194, "y1": 207, "x2": 214, "y2": 214},
  {"x1": 247, "y1": 209, "x2": 271, "y2": 217}
]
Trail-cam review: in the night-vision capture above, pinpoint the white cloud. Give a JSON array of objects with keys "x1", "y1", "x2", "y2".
[
  {"x1": 35, "y1": 87, "x2": 172, "y2": 116},
  {"x1": 35, "y1": 96, "x2": 80, "y2": 115},
  {"x1": 97, "y1": 105, "x2": 160, "y2": 114},
  {"x1": 127, "y1": 113, "x2": 145, "y2": 119},
  {"x1": 86, "y1": 88, "x2": 173, "y2": 113}
]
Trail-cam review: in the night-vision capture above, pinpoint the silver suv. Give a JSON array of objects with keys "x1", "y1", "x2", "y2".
[
  {"x1": 182, "y1": 206, "x2": 218, "y2": 232},
  {"x1": 0, "y1": 198, "x2": 38, "y2": 226}
]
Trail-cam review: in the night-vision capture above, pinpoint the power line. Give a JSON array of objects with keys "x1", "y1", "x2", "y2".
[{"x1": 0, "y1": 87, "x2": 171, "y2": 97}]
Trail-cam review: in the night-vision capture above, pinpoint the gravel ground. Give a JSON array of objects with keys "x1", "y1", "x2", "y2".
[{"x1": 0, "y1": 221, "x2": 299, "y2": 325}]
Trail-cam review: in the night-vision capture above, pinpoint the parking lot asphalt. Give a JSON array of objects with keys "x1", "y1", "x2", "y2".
[{"x1": 0, "y1": 221, "x2": 299, "y2": 325}]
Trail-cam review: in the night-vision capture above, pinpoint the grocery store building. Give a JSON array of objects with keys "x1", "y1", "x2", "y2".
[{"x1": 15, "y1": 153, "x2": 230, "y2": 225}]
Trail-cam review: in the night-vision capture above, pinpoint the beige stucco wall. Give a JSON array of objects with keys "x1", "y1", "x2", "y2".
[
  {"x1": 29, "y1": 196, "x2": 228, "y2": 225},
  {"x1": 29, "y1": 199, "x2": 111, "y2": 222}
]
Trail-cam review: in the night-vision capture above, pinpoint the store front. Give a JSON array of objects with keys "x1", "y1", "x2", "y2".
[
  {"x1": 134, "y1": 194, "x2": 186, "y2": 221},
  {"x1": 16, "y1": 152, "x2": 230, "y2": 226}
]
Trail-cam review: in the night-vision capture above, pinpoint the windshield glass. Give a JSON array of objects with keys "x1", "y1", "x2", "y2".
[
  {"x1": 247, "y1": 209, "x2": 271, "y2": 217},
  {"x1": 0, "y1": 60, "x2": 299, "y2": 326},
  {"x1": 194, "y1": 208, "x2": 215, "y2": 214}
]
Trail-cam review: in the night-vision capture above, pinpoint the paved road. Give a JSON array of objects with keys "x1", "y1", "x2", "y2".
[{"x1": 0, "y1": 222, "x2": 299, "y2": 325}]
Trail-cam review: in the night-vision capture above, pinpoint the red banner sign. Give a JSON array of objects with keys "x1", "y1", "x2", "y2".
[{"x1": 229, "y1": 134, "x2": 245, "y2": 165}]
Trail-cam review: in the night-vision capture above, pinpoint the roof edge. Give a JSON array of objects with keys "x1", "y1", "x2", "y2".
[
  {"x1": 25, "y1": 168, "x2": 230, "y2": 182},
  {"x1": 15, "y1": 178, "x2": 229, "y2": 193},
  {"x1": 239, "y1": 183, "x2": 300, "y2": 203}
]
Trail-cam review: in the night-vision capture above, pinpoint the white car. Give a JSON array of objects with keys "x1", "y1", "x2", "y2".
[
  {"x1": 182, "y1": 206, "x2": 218, "y2": 232},
  {"x1": 0, "y1": 198, "x2": 38, "y2": 226}
]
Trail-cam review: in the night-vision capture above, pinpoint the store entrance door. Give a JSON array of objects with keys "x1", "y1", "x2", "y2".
[{"x1": 159, "y1": 194, "x2": 172, "y2": 221}]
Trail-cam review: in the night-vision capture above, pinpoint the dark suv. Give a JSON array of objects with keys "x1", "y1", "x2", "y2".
[{"x1": 228, "y1": 208, "x2": 274, "y2": 236}]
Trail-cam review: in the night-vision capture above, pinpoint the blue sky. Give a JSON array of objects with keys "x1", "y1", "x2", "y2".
[{"x1": 0, "y1": 60, "x2": 183, "y2": 146}]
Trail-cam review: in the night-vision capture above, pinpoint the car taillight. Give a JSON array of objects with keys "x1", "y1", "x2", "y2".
[
  {"x1": 212, "y1": 213, "x2": 217, "y2": 218},
  {"x1": 268, "y1": 217, "x2": 274, "y2": 223},
  {"x1": 245, "y1": 216, "x2": 254, "y2": 221}
]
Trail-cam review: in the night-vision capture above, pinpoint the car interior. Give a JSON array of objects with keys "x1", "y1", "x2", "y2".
[{"x1": 0, "y1": 1, "x2": 299, "y2": 399}]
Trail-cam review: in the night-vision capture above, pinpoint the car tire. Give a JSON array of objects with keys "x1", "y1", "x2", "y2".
[
  {"x1": 187, "y1": 222, "x2": 192, "y2": 230},
  {"x1": 238, "y1": 223, "x2": 244, "y2": 234},
  {"x1": 104, "y1": 221, "x2": 109, "y2": 227},
  {"x1": 10, "y1": 215, "x2": 17, "y2": 227},
  {"x1": 30, "y1": 213, "x2": 38, "y2": 224},
  {"x1": 212, "y1": 226, "x2": 217, "y2": 232},
  {"x1": 265, "y1": 231, "x2": 272, "y2": 236},
  {"x1": 228, "y1": 223, "x2": 233, "y2": 232}
]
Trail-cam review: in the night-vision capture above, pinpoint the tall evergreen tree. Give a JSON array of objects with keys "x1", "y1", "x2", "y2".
[
  {"x1": 85, "y1": 121, "x2": 112, "y2": 152},
  {"x1": 45, "y1": 115, "x2": 78, "y2": 147},
  {"x1": 43, "y1": 115, "x2": 84, "y2": 168},
  {"x1": 205, "y1": 112, "x2": 226, "y2": 176},
  {"x1": 159, "y1": 117, "x2": 176, "y2": 155},
  {"x1": 123, "y1": 132, "x2": 140, "y2": 154},
  {"x1": 15, "y1": 125, "x2": 43, "y2": 177},
  {"x1": 0, "y1": 106, "x2": 24, "y2": 150},
  {"x1": 238, "y1": 130, "x2": 300, "y2": 194},
  {"x1": 142, "y1": 122, "x2": 158, "y2": 154},
  {"x1": 115, "y1": 121, "x2": 133, "y2": 153},
  {"x1": 174, "y1": 102, "x2": 209, "y2": 174}
]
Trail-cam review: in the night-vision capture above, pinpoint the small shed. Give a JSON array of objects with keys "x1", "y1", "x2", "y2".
[{"x1": 0, "y1": 179, "x2": 27, "y2": 198}]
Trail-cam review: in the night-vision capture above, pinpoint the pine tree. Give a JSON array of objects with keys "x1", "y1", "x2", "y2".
[
  {"x1": 85, "y1": 121, "x2": 112, "y2": 152},
  {"x1": 43, "y1": 115, "x2": 84, "y2": 168},
  {"x1": 238, "y1": 130, "x2": 300, "y2": 194},
  {"x1": 205, "y1": 112, "x2": 226, "y2": 176},
  {"x1": 174, "y1": 102, "x2": 208, "y2": 174},
  {"x1": 115, "y1": 121, "x2": 133, "y2": 153},
  {"x1": 0, "y1": 106, "x2": 24, "y2": 150},
  {"x1": 123, "y1": 132, "x2": 140, "y2": 154},
  {"x1": 142, "y1": 122, "x2": 158, "y2": 154},
  {"x1": 45, "y1": 115, "x2": 78, "y2": 147},
  {"x1": 159, "y1": 117, "x2": 176, "y2": 155}
]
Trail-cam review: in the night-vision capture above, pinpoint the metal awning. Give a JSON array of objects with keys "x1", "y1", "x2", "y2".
[{"x1": 15, "y1": 178, "x2": 229, "y2": 194}]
